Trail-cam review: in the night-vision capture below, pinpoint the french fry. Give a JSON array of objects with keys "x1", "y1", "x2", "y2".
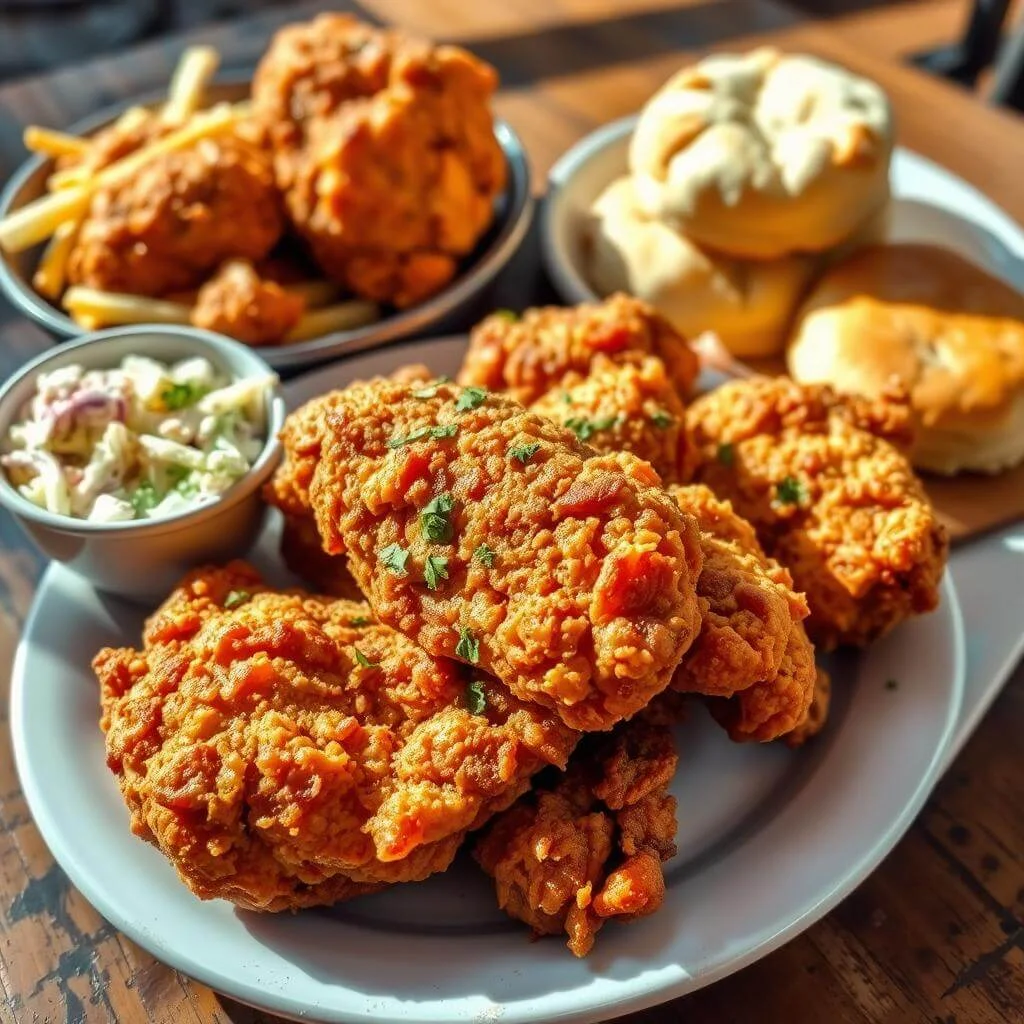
[
  {"x1": 283, "y1": 280, "x2": 341, "y2": 308},
  {"x1": 115, "y1": 106, "x2": 152, "y2": 133},
  {"x1": 283, "y1": 300, "x2": 380, "y2": 344},
  {"x1": 0, "y1": 104, "x2": 239, "y2": 253},
  {"x1": 63, "y1": 286, "x2": 191, "y2": 327},
  {"x1": 69, "y1": 311, "x2": 103, "y2": 331},
  {"x1": 23, "y1": 126, "x2": 88, "y2": 159},
  {"x1": 32, "y1": 221, "x2": 79, "y2": 300},
  {"x1": 163, "y1": 46, "x2": 220, "y2": 124},
  {"x1": 47, "y1": 166, "x2": 89, "y2": 191}
]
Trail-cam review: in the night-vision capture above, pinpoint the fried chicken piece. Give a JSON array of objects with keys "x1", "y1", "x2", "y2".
[
  {"x1": 95, "y1": 563, "x2": 577, "y2": 912},
  {"x1": 68, "y1": 137, "x2": 284, "y2": 297},
  {"x1": 253, "y1": 14, "x2": 506, "y2": 308},
  {"x1": 530, "y1": 355, "x2": 697, "y2": 484},
  {"x1": 669, "y1": 484, "x2": 817, "y2": 742},
  {"x1": 458, "y1": 295, "x2": 699, "y2": 405},
  {"x1": 279, "y1": 512, "x2": 363, "y2": 601},
  {"x1": 782, "y1": 666, "x2": 831, "y2": 748},
  {"x1": 303, "y1": 377, "x2": 704, "y2": 731},
  {"x1": 191, "y1": 259, "x2": 305, "y2": 345},
  {"x1": 688, "y1": 378, "x2": 948, "y2": 649},
  {"x1": 475, "y1": 714, "x2": 678, "y2": 956},
  {"x1": 59, "y1": 108, "x2": 168, "y2": 176}
]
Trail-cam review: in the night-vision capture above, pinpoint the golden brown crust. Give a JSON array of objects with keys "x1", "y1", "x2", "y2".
[
  {"x1": 96, "y1": 562, "x2": 577, "y2": 911},
  {"x1": 253, "y1": 14, "x2": 506, "y2": 307},
  {"x1": 459, "y1": 294, "x2": 700, "y2": 406},
  {"x1": 306, "y1": 377, "x2": 704, "y2": 731},
  {"x1": 782, "y1": 666, "x2": 831, "y2": 748},
  {"x1": 68, "y1": 137, "x2": 284, "y2": 297},
  {"x1": 530, "y1": 355, "x2": 697, "y2": 484},
  {"x1": 688, "y1": 377, "x2": 947, "y2": 648},
  {"x1": 474, "y1": 714, "x2": 678, "y2": 956}
]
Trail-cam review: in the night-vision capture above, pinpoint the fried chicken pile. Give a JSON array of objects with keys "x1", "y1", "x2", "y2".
[
  {"x1": 306, "y1": 376, "x2": 705, "y2": 730},
  {"x1": 68, "y1": 137, "x2": 285, "y2": 297},
  {"x1": 95, "y1": 563, "x2": 577, "y2": 911},
  {"x1": 253, "y1": 13, "x2": 507, "y2": 307},
  {"x1": 688, "y1": 377, "x2": 948, "y2": 648},
  {"x1": 458, "y1": 294, "x2": 699, "y2": 405},
  {"x1": 475, "y1": 711, "x2": 678, "y2": 956}
]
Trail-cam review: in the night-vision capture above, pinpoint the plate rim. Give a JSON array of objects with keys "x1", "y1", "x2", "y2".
[{"x1": 10, "y1": 341, "x2": 967, "y2": 1024}]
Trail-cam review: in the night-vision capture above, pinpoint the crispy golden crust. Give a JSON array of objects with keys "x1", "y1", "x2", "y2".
[
  {"x1": 783, "y1": 666, "x2": 831, "y2": 748},
  {"x1": 688, "y1": 377, "x2": 947, "y2": 649},
  {"x1": 279, "y1": 513, "x2": 363, "y2": 600},
  {"x1": 306, "y1": 378, "x2": 704, "y2": 731},
  {"x1": 459, "y1": 295, "x2": 700, "y2": 405},
  {"x1": 96, "y1": 563, "x2": 577, "y2": 911},
  {"x1": 530, "y1": 355, "x2": 697, "y2": 484},
  {"x1": 474, "y1": 714, "x2": 678, "y2": 956},
  {"x1": 191, "y1": 260, "x2": 305, "y2": 345},
  {"x1": 253, "y1": 14, "x2": 505, "y2": 308},
  {"x1": 669, "y1": 483, "x2": 816, "y2": 742},
  {"x1": 68, "y1": 137, "x2": 284, "y2": 297}
]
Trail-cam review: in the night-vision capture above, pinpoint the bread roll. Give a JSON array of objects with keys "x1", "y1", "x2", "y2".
[{"x1": 787, "y1": 243, "x2": 1024, "y2": 474}]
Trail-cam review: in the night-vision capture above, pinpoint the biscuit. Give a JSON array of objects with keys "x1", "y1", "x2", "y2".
[
  {"x1": 629, "y1": 49, "x2": 893, "y2": 259},
  {"x1": 589, "y1": 177, "x2": 816, "y2": 357},
  {"x1": 787, "y1": 243, "x2": 1024, "y2": 474}
]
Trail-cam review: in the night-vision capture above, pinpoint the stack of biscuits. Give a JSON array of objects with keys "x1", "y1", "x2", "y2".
[{"x1": 588, "y1": 48, "x2": 894, "y2": 358}]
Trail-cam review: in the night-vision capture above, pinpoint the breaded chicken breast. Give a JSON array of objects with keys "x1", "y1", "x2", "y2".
[
  {"x1": 95, "y1": 563, "x2": 577, "y2": 912},
  {"x1": 688, "y1": 378, "x2": 948, "y2": 649},
  {"x1": 530, "y1": 355, "x2": 697, "y2": 484},
  {"x1": 303, "y1": 377, "x2": 704, "y2": 731},
  {"x1": 459, "y1": 295, "x2": 699, "y2": 405},
  {"x1": 474, "y1": 712, "x2": 678, "y2": 956}
]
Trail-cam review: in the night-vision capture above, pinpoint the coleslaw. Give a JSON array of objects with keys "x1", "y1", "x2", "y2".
[{"x1": 1, "y1": 355, "x2": 277, "y2": 522}]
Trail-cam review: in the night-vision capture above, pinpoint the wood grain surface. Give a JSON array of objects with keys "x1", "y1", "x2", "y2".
[{"x1": 0, "y1": 2, "x2": 1021, "y2": 1022}]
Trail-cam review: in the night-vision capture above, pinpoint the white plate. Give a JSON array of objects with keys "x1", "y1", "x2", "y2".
[
  {"x1": 12, "y1": 339, "x2": 965, "y2": 1024},
  {"x1": 540, "y1": 115, "x2": 1024, "y2": 307}
]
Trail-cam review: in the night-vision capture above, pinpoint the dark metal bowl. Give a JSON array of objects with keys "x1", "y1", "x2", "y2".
[{"x1": 0, "y1": 77, "x2": 533, "y2": 371}]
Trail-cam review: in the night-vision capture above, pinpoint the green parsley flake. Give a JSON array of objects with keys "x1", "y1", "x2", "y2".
[
  {"x1": 508, "y1": 442, "x2": 540, "y2": 464},
  {"x1": 649, "y1": 409, "x2": 674, "y2": 429},
  {"x1": 562, "y1": 392, "x2": 573, "y2": 405},
  {"x1": 380, "y1": 543, "x2": 409, "y2": 575},
  {"x1": 130, "y1": 480, "x2": 158, "y2": 517},
  {"x1": 473, "y1": 543, "x2": 496, "y2": 568},
  {"x1": 350, "y1": 616, "x2": 371, "y2": 627},
  {"x1": 565, "y1": 415, "x2": 618, "y2": 442},
  {"x1": 456, "y1": 386, "x2": 489, "y2": 412},
  {"x1": 455, "y1": 625, "x2": 480, "y2": 664},
  {"x1": 775, "y1": 476, "x2": 806, "y2": 506},
  {"x1": 386, "y1": 423, "x2": 458, "y2": 449},
  {"x1": 716, "y1": 442, "x2": 736, "y2": 467},
  {"x1": 412, "y1": 376, "x2": 451, "y2": 399},
  {"x1": 421, "y1": 493, "x2": 455, "y2": 543},
  {"x1": 424, "y1": 554, "x2": 449, "y2": 590},
  {"x1": 161, "y1": 382, "x2": 203, "y2": 411},
  {"x1": 493, "y1": 309, "x2": 518, "y2": 322},
  {"x1": 466, "y1": 680, "x2": 488, "y2": 715},
  {"x1": 224, "y1": 589, "x2": 251, "y2": 610},
  {"x1": 354, "y1": 648, "x2": 380, "y2": 669}
]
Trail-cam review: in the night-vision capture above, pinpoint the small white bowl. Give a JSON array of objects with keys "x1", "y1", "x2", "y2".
[{"x1": 0, "y1": 326, "x2": 286, "y2": 601}]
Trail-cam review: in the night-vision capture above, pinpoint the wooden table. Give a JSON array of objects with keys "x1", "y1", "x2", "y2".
[{"x1": 0, "y1": 2, "x2": 1022, "y2": 1022}]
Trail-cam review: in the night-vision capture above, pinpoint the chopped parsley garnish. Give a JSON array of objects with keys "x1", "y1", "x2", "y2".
[
  {"x1": 649, "y1": 409, "x2": 674, "y2": 429},
  {"x1": 455, "y1": 625, "x2": 480, "y2": 664},
  {"x1": 885, "y1": 678, "x2": 899, "y2": 691},
  {"x1": 466, "y1": 680, "x2": 488, "y2": 715},
  {"x1": 775, "y1": 476, "x2": 806, "y2": 506},
  {"x1": 716, "y1": 442, "x2": 736, "y2": 467},
  {"x1": 493, "y1": 309, "x2": 518, "y2": 322},
  {"x1": 386, "y1": 423, "x2": 458, "y2": 448},
  {"x1": 224, "y1": 589, "x2": 251, "y2": 610},
  {"x1": 130, "y1": 480, "x2": 158, "y2": 517},
  {"x1": 412, "y1": 376, "x2": 451, "y2": 399},
  {"x1": 380, "y1": 543, "x2": 410, "y2": 575},
  {"x1": 508, "y1": 442, "x2": 540, "y2": 464},
  {"x1": 424, "y1": 555, "x2": 449, "y2": 590},
  {"x1": 456, "y1": 386, "x2": 489, "y2": 412},
  {"x1": 562, "y1": 392, "x2": 573, "y2": 405},
  {"x1": 421, "y1": 493, "x2": 455, "y2": 543},
  {"x1": 350, "y1": 616, "x2": 371, "y2": 627},
  {"x1": 473, "y1": 543, "x2": 496, "y2": 568},
  {"x1": 161, "y1": 382, "x2": 202, "y2": 411},
  {"x1": 565, "y1": 415, "x2": 618, "y2": 442},
  {"x1": 354, "y1": 648, "x2": 380, "y2": 669}
]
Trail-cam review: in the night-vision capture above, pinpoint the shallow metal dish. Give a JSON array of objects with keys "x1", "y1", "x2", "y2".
[{"x1": 0, "y1": 77, "x2": 533, "y2": 372}]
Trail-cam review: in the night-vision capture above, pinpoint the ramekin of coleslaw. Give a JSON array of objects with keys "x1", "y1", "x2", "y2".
[{"x1": 0, "y1": 326, "x2": 285, "y2": 600}]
